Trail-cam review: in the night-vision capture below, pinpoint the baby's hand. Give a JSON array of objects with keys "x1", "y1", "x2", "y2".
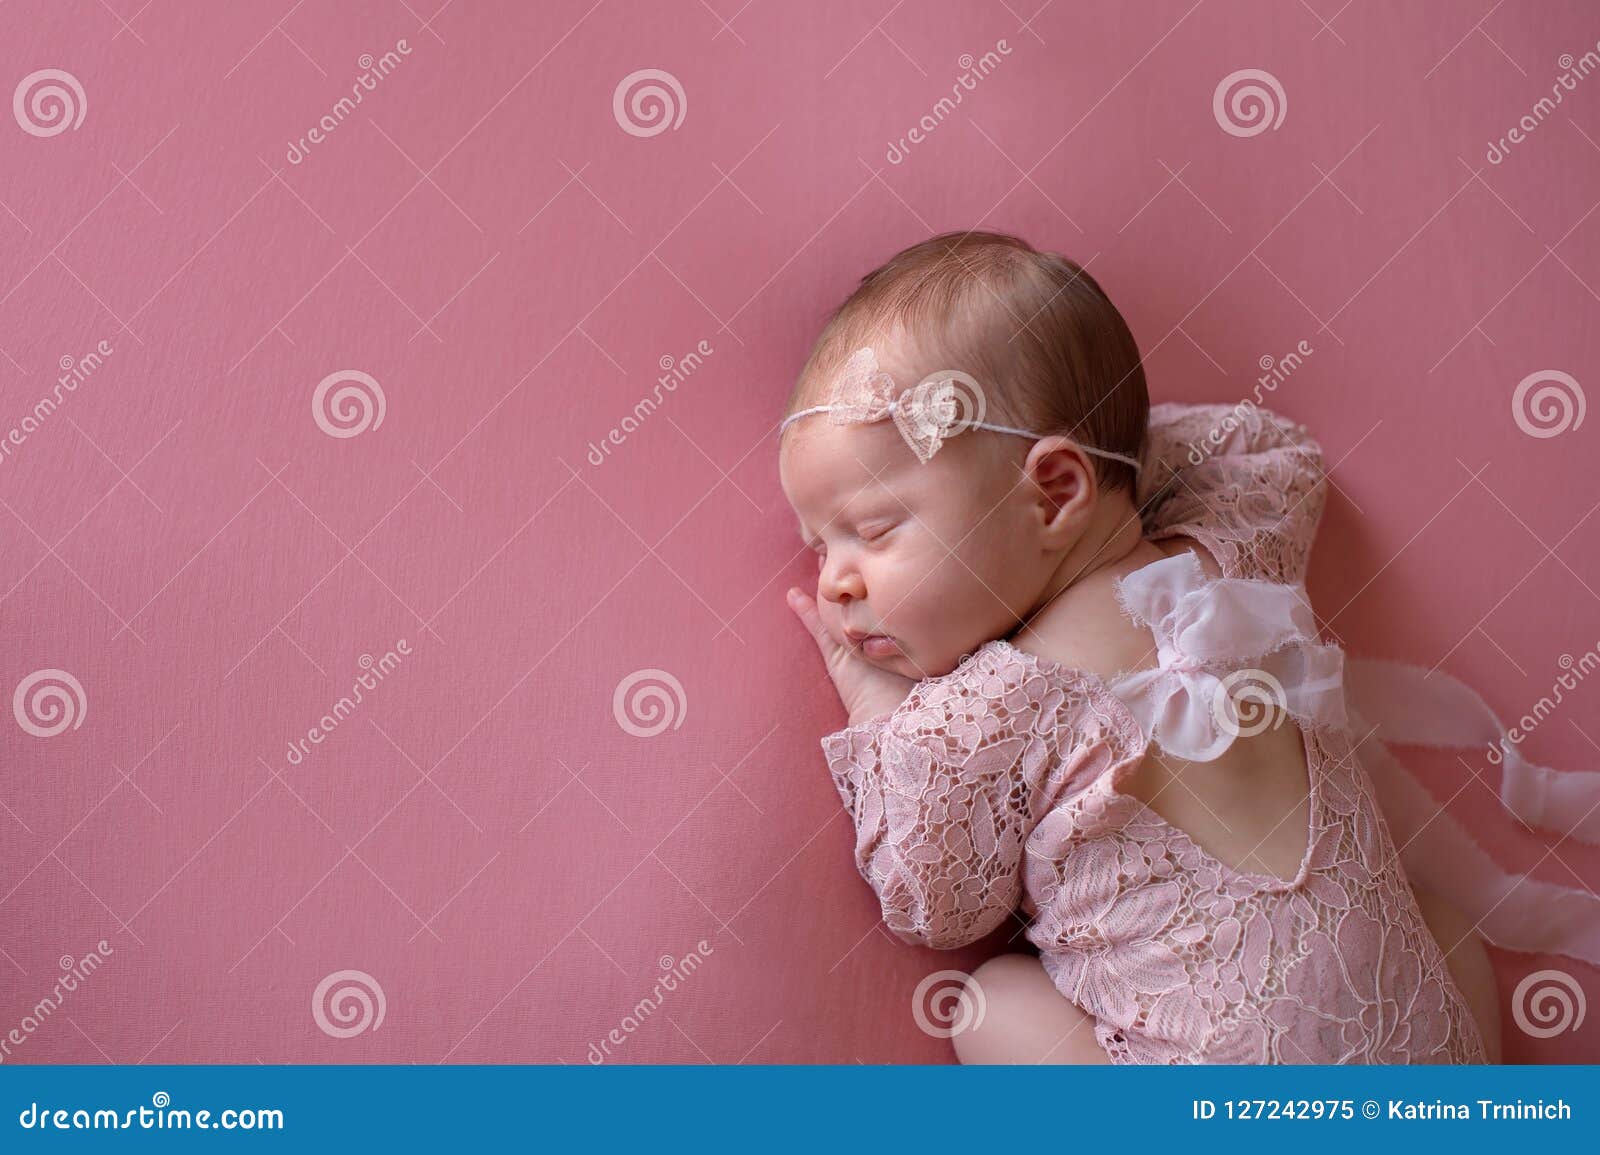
[{"x1": 786, "y1": 587, "x2": 916, "y2": 726}]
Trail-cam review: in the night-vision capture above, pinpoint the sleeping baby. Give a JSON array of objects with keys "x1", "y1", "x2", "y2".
[{"x1": 779, "y1": 230, "x2": 1500, "y2": 1064}]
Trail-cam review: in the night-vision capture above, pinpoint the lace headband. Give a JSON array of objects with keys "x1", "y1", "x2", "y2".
[{"x1": 779, "y1": 346, "x2": 1143, "y2": 470}]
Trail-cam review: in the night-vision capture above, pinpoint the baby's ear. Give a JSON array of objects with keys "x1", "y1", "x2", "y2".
[{"x1": 1023, "y1": 437, "x2": 1097, "y2": 536}]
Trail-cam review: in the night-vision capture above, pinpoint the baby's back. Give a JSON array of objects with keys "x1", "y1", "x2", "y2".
[{"x1": 1012, "y1": 535, "x2": 1315, "y2": 889}]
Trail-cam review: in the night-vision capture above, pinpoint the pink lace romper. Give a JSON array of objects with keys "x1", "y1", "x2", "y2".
[{"x1": 821, "y1": 403, "x2": 1488, "y2": 1064}]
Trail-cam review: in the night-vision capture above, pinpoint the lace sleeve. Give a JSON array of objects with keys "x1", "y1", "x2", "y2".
[
  {"x1": 1136, "y1": 401, "x2": 1327, "y2": 584},
  {"x1": 820, "y1": 648, "x2": 1086, "y2": 950}
]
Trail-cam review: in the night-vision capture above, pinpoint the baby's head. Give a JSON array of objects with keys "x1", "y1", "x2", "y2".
[{"x1": 779, "y1": 230, "x2": 1149, "y2": 680}]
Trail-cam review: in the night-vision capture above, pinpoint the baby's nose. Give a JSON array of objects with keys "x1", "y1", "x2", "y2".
[{"x1": 819, "y1": 565, "x2": 865, "y2": 603}]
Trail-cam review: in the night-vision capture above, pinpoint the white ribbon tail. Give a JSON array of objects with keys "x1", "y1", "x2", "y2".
[
  {"x1": 1346, "y1": 657, "x2": 1600, "y2": 843},
  {"x1": 1345, "y1": 656, "x2": 1600, "y2": 966}
]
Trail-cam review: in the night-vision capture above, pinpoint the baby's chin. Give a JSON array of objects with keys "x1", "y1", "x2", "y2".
[
  {"x1": 857, "y1": 645, "x2": 929, "y2": 681},
  {"x1": 878, "y1": 642, "x2": 982, "y2": 682}
]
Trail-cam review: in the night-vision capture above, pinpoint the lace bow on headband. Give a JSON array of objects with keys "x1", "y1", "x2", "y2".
[{"x1": 779, "y1": 346, "x2": 1143, "y2": 471}]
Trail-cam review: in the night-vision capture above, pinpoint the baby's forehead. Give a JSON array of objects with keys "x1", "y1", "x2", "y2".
[
  {"x1": 781, "y1": 419, "x2": 900, "y2": 478},
  {"x1": 780, "y1": 421, "x2": 913, "y2": 511}
]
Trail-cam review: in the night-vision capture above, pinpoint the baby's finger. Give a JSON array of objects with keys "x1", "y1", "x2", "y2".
[{"x1": 786, "y1": 587, "x2": 841, "y2": 658}]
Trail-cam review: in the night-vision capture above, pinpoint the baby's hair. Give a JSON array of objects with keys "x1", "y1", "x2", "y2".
[{"x1": 787, "y1": 230, "x2": 1149, "y2": 494}]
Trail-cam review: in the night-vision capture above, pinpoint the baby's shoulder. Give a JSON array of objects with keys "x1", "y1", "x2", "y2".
[{"x1": 1008, "y1": 538, "x2": 1222, "y2": 682}]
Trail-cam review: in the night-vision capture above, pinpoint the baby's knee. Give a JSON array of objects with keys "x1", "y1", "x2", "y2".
[{"x1": 951, "y1": 953, "x2": 1109, "y2": 1065}]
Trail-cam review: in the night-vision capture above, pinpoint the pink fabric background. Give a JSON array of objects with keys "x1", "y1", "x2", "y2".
[{"x1": 2, "y1": 0, "x2": 1596, "y2": 1064}]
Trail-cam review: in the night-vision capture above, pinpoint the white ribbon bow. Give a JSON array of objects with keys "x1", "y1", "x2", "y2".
[{"x1": 1106, "y1": 551, "x2": 1347, "y2": 761}]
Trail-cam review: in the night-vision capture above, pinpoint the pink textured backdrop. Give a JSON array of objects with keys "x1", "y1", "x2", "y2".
[{"x1": 2, "y1": 0, "x2": 1597, "y2": 1064}]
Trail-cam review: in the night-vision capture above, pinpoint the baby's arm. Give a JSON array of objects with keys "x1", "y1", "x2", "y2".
[
  {"x1": 818, "y1": 661, "x2": 1081, "y2": 950},
  {"x1": 1136, "y1": 401, "x2": 1328, "y2": 585},
  {"x1": 789, "y1": 587, "x2": 1073, "y2": 948}
]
